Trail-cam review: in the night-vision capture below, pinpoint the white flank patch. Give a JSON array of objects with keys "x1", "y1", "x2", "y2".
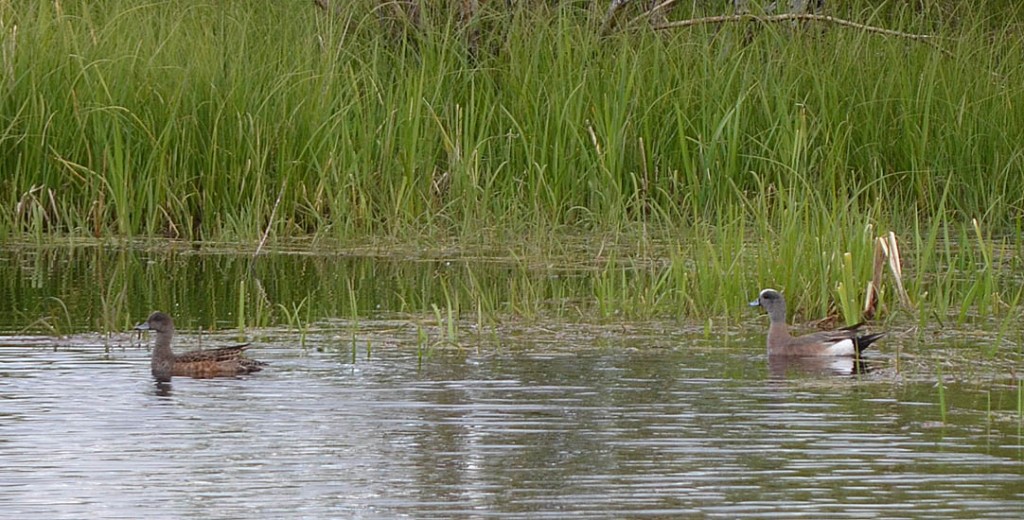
[{"x1": 823, "y1": 339, "x2": 856, "y2": 356}]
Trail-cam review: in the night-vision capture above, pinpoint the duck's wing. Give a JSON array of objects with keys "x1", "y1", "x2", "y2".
[
  {"x1": 173, "y1": 357, "x2": 267, "y2": 378},
  {"x1": 780, "y1": 329, "x2": 859, "y2": 356},
  {"x1": 785, "y1": 329, "x2": 884, "y2": 356},
  {"x1": 172, "y1": 344, "x2": 268, "y2": 378},
  {"x1": 175, "y1": 343, "x2": 252, "y2": 363}
]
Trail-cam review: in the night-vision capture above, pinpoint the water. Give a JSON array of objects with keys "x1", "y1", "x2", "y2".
[
  {"x1": 1, "y1": 321, "x2": 1021, "y2": 519},
  {"x1": 0, "y1": 245, "x2": 1022, "y2": 517}
]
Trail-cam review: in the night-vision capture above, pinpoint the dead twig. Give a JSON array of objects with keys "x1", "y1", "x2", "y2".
[
  {"x1": 866, "y1": 232, "x2": 914, "y2": 319},
  {"x1": 650, "y1": 13, "x2": 950, "y2": 56},
  {"x1": 654, "y1": 13, "x2": 932, "y2": 40},
  {"x1": 252, "y1": 181, "x2": 287, "y2": 266},
  {"x1": 881, "y1": 231, "x2": 913, "y2": 310},
  {"x1": 640, "y1": 0, "x2": 679, "y2": 23},
  {"x1": 600, "y1": 0, "x2": 634, "y2": 37}
]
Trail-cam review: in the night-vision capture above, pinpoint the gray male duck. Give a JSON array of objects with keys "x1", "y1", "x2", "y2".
[
  {"x1": 750, "y1": 289, "x2": 884, "y2": 357},
  {"x1": 135, "y1": 311, "x2": 266, "y2": 382}
]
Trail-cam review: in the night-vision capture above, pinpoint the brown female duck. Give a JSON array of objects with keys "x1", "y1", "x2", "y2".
[{"x1": 134, "y1": 311, "x2": 266, "y2": 382}]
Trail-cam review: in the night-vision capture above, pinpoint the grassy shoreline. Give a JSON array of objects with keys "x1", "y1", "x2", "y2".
[
  {"x1": 0, "y1": 227, "x2": 1020, "y2": 338},
  {"x1": 2, "y1": 1, "x2": 1023, "y2": 325}
]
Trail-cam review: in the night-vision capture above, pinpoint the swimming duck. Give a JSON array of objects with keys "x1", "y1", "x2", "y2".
[
  {"x1": 750, "y1": 288, "x2": 884, "y2": 357},
  {"x1": 134, "y1": 311, "x2": 266, "y2": 382}
]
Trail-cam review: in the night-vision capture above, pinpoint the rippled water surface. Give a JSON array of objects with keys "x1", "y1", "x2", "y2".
[
  {"x1": 2, "y1": 321, "x2": 1022, "y2": 519},
  {"x1": 0, "y1": 246, "x2": 1022, "y2": 518}
]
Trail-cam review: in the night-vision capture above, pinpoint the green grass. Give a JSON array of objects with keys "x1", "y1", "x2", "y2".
[
  {"x1": 1, "y1": 1, "x2": 1023, "y2": 325},
  {"x1": 0, "y1": 235, "x2": 1020, "y2": 341}
]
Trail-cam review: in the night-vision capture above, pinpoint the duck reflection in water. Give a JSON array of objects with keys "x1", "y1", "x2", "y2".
[
  {"x1": 153, "y1": 381, "x2": 174, "y2": 397},
  {"x1": 768, "y1": 355, "x2": 876, "y2": 379}
]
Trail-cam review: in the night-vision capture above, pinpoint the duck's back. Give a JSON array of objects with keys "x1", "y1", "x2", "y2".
[
  {"x1": 174, "y1": 344, "x2": 251, "y2": 363},
  {"x1": 172, "y1": 344, "x2": 266, "y2": 378}
]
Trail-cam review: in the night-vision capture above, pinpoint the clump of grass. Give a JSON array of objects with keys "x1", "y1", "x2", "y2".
[
  {"x1": 431, "y1": 302, "x2": 459, "y2": 347},
  {"x1": 1, "y1": 1, "x2": 1023, "y2": 330},
  {"x1": 237, "y1": 279, "x2": 247, "y2": 333},
  {"x1": 1, "y1": 1, "x2": 1022, "y2": 243},
  {"x1": 276, "y1": 297, "x2": 311, "y2": 348}
]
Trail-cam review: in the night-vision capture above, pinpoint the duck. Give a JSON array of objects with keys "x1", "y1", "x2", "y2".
[
  {"x1": 134, "y1": 311, "x2": 266, "y2": 382},
  {"x1": 749, "y1": 288, "x2": 884, "y2": 357}
]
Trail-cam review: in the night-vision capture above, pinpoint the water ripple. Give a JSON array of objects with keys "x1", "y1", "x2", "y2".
[{"x1": 0, "y1": 339, "x2": 1021, "y2": 519}]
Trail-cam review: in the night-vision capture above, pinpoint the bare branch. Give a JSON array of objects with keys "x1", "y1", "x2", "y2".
[
  {"x1": 642, "y1": 0, "x2": 680, "y2": 23},
  {"x1": 651, "y1": 13, "x2": 949, "y2": 55},
  {"x1": 654, "y1": 13, "x2": 935, "y2": 41},
  {"x1": 600, "y1": 0, "x2": 634, "y2": 37}
]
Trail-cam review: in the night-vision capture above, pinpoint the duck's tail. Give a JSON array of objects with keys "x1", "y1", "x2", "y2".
[{"x1": 854, "y1": 332, "x2": 886, "y2": 353}]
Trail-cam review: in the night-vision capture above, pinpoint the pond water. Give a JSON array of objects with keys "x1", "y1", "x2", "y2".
[{"x1": 0, "y1": 245, "x2": 1022, "y2": 518}]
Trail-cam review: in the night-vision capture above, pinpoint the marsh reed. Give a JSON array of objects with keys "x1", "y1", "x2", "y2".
[{"x1": 1, "y1": 1, "x2": 1022, "y2": 324}]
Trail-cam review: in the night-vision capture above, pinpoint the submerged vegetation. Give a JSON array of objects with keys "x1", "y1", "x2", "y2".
[{"x1": 1, "y1": 1, "x2": 1023, "y2": 325}]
